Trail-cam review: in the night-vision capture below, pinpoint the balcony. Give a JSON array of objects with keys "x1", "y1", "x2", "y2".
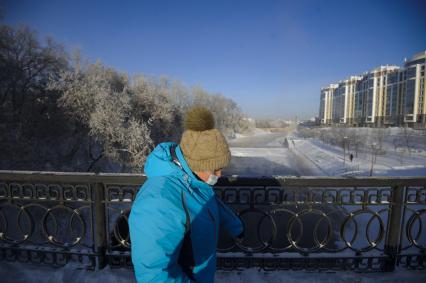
[
  {"x1": 404, "y1": 114, "x2": 415, "y2": 122},
  {"x1": 0, "y1": 170, "x2": 425, "y2": 273}
]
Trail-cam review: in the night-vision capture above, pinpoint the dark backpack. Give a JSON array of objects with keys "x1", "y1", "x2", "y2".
[{"x1": 171, "y1": 145, "x2": 196, "y2": 281}]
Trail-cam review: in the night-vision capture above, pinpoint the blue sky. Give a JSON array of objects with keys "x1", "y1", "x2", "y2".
[{"x1": 3, "y1": 0, "x2": 426, "y2": 119}]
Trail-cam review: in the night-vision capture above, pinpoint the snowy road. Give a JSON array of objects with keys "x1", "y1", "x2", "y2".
[
  {"x1": 229, "y1": 130, "x2": 292, "y2": 148},
  {"x1": 226, "y1": 128, "x2": 426, "y2": 177},
  {"x1": 225, "y1": 129, "x2": 324, "y2": 176}
]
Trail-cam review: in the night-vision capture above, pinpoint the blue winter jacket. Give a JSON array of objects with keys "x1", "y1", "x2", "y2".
[{"x1": 129, "y1": 142, "x2": 243, "y2": 283}]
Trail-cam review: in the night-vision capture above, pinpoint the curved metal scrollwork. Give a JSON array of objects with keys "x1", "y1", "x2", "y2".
[
  {"x1": 0, "y1": 202, "x2": 90, "y2": 248},
  {"x1": 405, "y1": 208, "x2": 426, "y2": 250},
  {"x1": 109, "y1": 208, "x2": 131, "y2": 249},
  {"x1": 215, "y1": 187, "x2": 392, "y2": 256},
  {"x1": 0, "y1": 182, "x2": 92, "y2": 250},
  {"x1": 41, "y1": 205, "x2": 87, "y2": 247},
  {"x1": 1, "y1": 174, "x2": 425, "y2": 271},
  {"x1": 235, "y1": 208, "x2": 277, "y2": 253},
  {"x1": 288, "y1": 208, "x2": 332, "y2": 253},
  {"x1": 340, "y1": 208, "x2": 386, "y2": 252}
]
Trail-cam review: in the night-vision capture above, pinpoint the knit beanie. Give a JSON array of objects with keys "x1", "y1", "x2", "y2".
[{"x1": 179, "y1": 106, "x2": 231, "y2": 172}]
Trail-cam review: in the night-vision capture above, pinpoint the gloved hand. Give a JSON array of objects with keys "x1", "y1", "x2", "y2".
[{"x1": 235, "y1": 230, "x2": 244, "y2": 243}]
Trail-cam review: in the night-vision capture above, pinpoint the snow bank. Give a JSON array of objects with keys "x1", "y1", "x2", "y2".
[
  {"x1": 1, "y1": 262, "x2": 425, "y2": 283},
  {"x1": 216, "y1": 267, "x2": 426, "y2": 283}
]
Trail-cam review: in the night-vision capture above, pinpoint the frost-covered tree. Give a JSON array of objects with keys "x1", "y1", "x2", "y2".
[
  {"x1": 130, "y1": 75, "x2": 184, "y2": 145},
  {"x1": 51, "y1": 62, "x2": 154, "y2": 171},
  {"x1": 191, "y1": 86, "x2": 250, "y2": 137},
  {"x1": 1, "y1": 24, "x2": 250, "y2": 172},
  {"x1": 402, "y1": 126, "x2": 413, "y2": 155},
  {"x1": 0, "y1": 24, "x2": 73, "y2": 170},
  {"x1": 169, "y1": 79, "x2": 193, "y2": 111},
  {"x1": 348, "y1": 128, "x2": 363, "y2": 157},
  {"x1": 0, "y1": 25, "x2": 68, "y2": 113}
]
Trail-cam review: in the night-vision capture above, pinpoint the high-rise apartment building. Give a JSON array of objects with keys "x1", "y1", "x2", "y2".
[
  {"x1": 365, "y1": 66, "x2": 400, "y2": 126},
  {"x1": 353, "y1": 74, "x2": 369, "y2": 127},
  {"x1": 332, "y1": 83, "x2": 345, "y2": 124},
  {"x1": 403, "y1": 51, "x2": 426, "y2": 125},
  {"x1": 319, "y1": 84, "x2": 338, "y2": 125},
  {"x1": 384, "y1": 69, "x2": 403, "y2": 125},
  {"x1": 320, "y1": 51, "x2": 426, "y2": 128},
  {"x1": 340, "y1": 76, "x2": 362, "y2": 126}
]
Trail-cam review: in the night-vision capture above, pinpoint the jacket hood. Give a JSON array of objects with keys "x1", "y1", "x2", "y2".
[
  {"x1": 144, "y1": 142, "x2": 214, "y2": 200},
  {"x1": 144, "y1": 142, "x2": 180, "y2": 178}
]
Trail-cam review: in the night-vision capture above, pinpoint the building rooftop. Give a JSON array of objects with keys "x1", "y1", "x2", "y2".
[
  {"x1": 370, "y1": 65, "x2": 400, "y2": 73},
  {"x1": 405, "y1": 51, "x2": 426, "y2": 67},
  {"x1": 409, "y1": 50, "x2": 426, "y2": 61},
  {"x1": 321, "y1": 83, "x2": 338, "y2": 90}
]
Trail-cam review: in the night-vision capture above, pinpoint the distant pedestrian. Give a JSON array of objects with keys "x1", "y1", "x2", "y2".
[
  {"x1": 350, "y1": 153, "x2": 354, "y2": 162},
  {"x1": 282, "y1": 138, "x2": 289, "y2": 148}
]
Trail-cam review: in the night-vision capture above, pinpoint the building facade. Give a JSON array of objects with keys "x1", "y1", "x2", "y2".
[
  {"x1": 384, "y1": 69, "x2": 403, "y2": 126},
  {"x1": 341, "y1": 76, "x2": 362, "y2": 126},
  {"x1": 403, "y1": 52, "x2": 426, "y2": 125},
  {"x1": 320, "y1": 51, "x2": 426, "y2": 128},
  {"x1": 319, "y1": 84, "x2": 338, "y2": 125},
  {"x1": 332, "y1": 82, "x2": 345, "y2": 124},
  {"x1": 366, "y1": 66, "x2": 400, "y2": 126}
]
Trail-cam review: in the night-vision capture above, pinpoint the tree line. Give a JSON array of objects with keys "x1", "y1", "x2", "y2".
[{"x1": 0, "y1": 24, "x2": 251, "y2": 172}]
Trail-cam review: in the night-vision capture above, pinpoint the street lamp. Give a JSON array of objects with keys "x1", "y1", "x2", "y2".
[
  {"x1": 343, "y1": 136, "x2": 348, "y2": 166},
  {"x1": 369, "y1": 142, "x2": 378, "y2": 176}
]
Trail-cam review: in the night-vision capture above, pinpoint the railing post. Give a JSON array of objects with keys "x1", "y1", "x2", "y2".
[
  {"x1": 384, "y1": 184, "x2": 406, "y2": 272},
  {"x1": 93, "y1": 182, "x2": 107, "y2": 269}
]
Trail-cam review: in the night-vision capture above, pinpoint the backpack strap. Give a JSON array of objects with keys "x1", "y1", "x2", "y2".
[
  {"x1": 178, "y1": 190, "x2": 195, "y2": 281},
  {"x1": 170, "y1": 145, "x2": 183, "y2": 170},
  {"x1": 181, "y1": 190, "x2": 191, "y2": 233},
  {"x1": 171, "y1": 145, "x2": 191, "y2": 233}
]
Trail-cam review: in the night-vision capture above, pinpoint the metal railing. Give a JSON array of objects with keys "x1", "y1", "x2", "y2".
[{"x1": 0, "y1": 171, "x2": 425, "y2": 272}]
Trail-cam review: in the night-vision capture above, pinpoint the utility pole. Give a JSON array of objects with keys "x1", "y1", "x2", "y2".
[
  {"x1": 369, "y1": 142, "x2": 377, "y2": 176},
  {"x1": 343, "y1": 136, "x2": 348, "y2": 166}
]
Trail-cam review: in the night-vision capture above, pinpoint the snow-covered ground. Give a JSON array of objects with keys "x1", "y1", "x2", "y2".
[
  {"x1": 216, "y1": 268, "x2": 426, "y2": 283},
  {"x1": 291, "y1": 136, "x2": 426, "y2": 177},
  {"x1": 225, "y1": 127, "x2": 324, "y2": 176},
  {"x1": 1, "y1": 262, "x2": 425, "y2": 283},
  {"x1": 226, "y1": 127, "x2": 426, "y2": 177},
  {"x1": 2, "y1": 127, "x2": 425, "y2": 282}
]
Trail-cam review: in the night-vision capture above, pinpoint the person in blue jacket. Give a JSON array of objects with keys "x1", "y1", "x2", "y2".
[{"x1": 129, "y1": 106, "x2": 244, "y2": 282}]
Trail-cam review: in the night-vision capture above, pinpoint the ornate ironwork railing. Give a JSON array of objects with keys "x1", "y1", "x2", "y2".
[{"x1": 0, "y1": 171, "x2": 425, "y2": 272}]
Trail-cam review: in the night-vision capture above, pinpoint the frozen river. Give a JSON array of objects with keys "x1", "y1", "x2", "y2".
[{"x1": 224, "y1": 129, "x2": 326, "y2": 177}]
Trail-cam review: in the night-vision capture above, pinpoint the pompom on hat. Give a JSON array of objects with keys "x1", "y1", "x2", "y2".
[{"x1": 180, "y1": 106, "x2": 231, "y2": 172}]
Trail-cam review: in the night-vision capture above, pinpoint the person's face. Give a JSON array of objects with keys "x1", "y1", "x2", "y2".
[{"x1": 195, "y1": 169, "x2": 222, "y2": 182}]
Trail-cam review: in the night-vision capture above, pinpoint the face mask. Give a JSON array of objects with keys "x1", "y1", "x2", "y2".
[{"x1": 206, "y1": 174, "x2": 219, "y2": 186}]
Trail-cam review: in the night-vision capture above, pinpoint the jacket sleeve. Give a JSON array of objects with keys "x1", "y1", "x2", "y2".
[
  {"x1": 129, "y1": 182, "x2": 193, "y2": 283},
  {"x1": 215, "y1": 197, "x2": 244, "y2": 237}
]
